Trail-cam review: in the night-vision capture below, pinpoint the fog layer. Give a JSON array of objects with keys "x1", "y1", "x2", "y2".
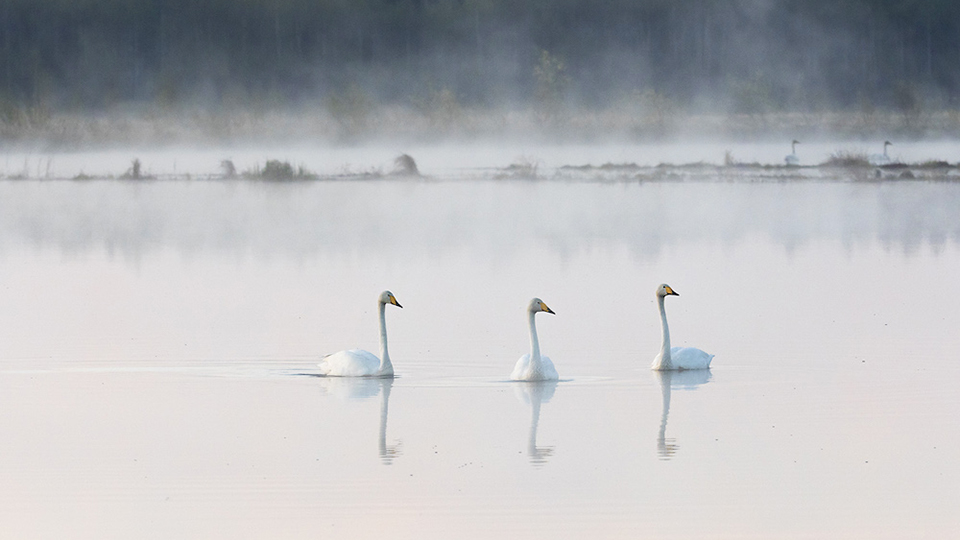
[{"x1": 1, "y1": 180, "x2": 955, "y2": 259}]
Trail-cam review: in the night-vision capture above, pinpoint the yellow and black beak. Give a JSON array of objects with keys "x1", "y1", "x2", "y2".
[
  {"x1": 665, "y1": 286, "x2": 679, "y2": 297},
  {"x1": 541, "y1": 303, "x2": 555, "y2": 314},
  {"x1": 390, "y1": 296, "x2": 403, "y2": 308}
]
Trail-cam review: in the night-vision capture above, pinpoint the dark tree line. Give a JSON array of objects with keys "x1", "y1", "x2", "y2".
[{"x1": 1, "y1": 0, "x2": 959, "y2": 112}]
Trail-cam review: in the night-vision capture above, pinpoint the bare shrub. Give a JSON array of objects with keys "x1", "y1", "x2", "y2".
[
  {"x1": 246, "y1": 159, "x2": 315, "y2": 180},
  {"x1": 220, "y1": 159, "x2": 237, "y2": 178},
  {"x1": 723, "y1": 150, "x2": 737, "y2": 166},
  {"x1": 495, "y1": 157, "x2": 540, "y2": 180},
  {"x1": 822, "y1": 150, "x2": 870, "y2": 168},
  {"x1": 120, "y1": 158, "x2": 148, "y2": 179},
  {"x1": 391, "y1": 154, "x2": 419, "y2": 176}
]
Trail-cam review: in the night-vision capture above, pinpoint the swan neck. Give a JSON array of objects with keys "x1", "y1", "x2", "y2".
[
  {"x1": 528, "y1": 310, "x2": 541, "y2": 366},
  {"x1": 658, "y1": 295, "x2": 672, "y2": 367},
  {"x1": 378, "y1": 301, "x2": 392, "y2": 373}
]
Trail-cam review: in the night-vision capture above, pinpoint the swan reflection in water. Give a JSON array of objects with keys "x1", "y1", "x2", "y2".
[
  {"x1": 513, "y1": 380, "x2": 558, "y2": 467},
  {"x1": 316, "y1": 377, "x2": 401, "y2": 465},
  {"x1": 656, "y1": 369, "x2": 712, "y2": 460}
]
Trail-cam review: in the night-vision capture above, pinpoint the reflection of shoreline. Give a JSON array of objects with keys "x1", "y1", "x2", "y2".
[
  {"x1": 0, "y1": 181, "x2": 956, "y2": 259},
  {"x1": 656, "y1": 370, "x2": 712, "y2": 460},
  {"x1": 317, "y1": 377, "x2": 401, "y2": 465},
  {"x1": 514, "y1": 381, "x2": 558, "y2": 467}
]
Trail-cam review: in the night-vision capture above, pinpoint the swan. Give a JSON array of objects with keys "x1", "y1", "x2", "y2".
[
  {"x1": 318, "y1": 290, "x2": 402, "y2": 377},
  {"x1": 869, "y1": 141, "x2": 892, "y2": 165},
  {"x1": 651, "y1": 284, "x2": 713, "y2": 371},
  {"x1": 784, "y1": 140, "x2": 800, "y2": 166},
  {"x1": 510, "y1": 298, "x2": 559, "y2": 381}
]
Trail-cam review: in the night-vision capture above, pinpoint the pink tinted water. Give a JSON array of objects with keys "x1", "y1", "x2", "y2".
[{"x1": 0, "y1": 177, "x2": 958, "y2": 539}]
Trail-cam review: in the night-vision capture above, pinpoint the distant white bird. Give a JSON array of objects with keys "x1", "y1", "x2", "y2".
[
  {"x1": 869, "y1": 141, "x2": 893, "y2": 165},
  {"x1": 651, "y1": 284, "x2": 713, "y2": 371},
  {"x1": 318, "y1": 291, "x2": 402, "y2": 377},
  {"x1": 511, "y1": 298, "x2": 559, "y2": 381},
  {"x1": 784, "y1": 140, "x2": 800, "y2": 166}
]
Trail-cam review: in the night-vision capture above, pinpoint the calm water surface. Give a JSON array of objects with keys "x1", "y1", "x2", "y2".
[{"x1": 1, "y1": 174, "x2": 959, "y2": 539}]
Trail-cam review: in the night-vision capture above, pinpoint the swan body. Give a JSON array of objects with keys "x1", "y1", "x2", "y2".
[
  {"x1": 318, "y1": 291, "x2": 402, "y2": 377},
  {"x1": 511, "y1": 298, "x2": 559, "y2": 381},
  {"x1": 661, "y1": 346, "x2": 714, "y2": 369},
  {"x1": 651, "y1": 284, "x2": 713, "y2": 371},
  {"x1": 869, "y1": 141, "x2": 892, "y2": 165},
  {"x1": 512, "y1": 353, "x2": 559, "y2": 381},
  {"x1": 319, "y1": 349, "x2": 386, "y2": 377},
  {"x1": 784, "y1": 140, "x2": 800, "y2": 166}
]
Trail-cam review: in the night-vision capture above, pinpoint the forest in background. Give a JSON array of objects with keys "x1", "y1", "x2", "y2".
[{"x1": 2, "y1": 0, "x2": 960, "y2": 143}]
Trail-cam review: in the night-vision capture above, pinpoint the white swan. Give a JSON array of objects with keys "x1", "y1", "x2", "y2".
[
  {"x1": 318, "y1": 290, "x2": 402, "y2": 377},
  {"x1": 510, "y1": 298, "x2": 559, "y2": 381},
  {"x1": 869, "y1": 140, "x2": 893, "y2": 165},
  {"x1": 651, "y1": 284, "x2": 713, "y2": 371},
  {"x1": 784, "y1": 140, "x2": 800, "y2": 166}
]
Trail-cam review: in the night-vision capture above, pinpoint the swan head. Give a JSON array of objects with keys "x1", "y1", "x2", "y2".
[
  {"x1": 656, "y1": 283, "x2": 679, "y2": 298},
  {"x1": 884, "y1": 140, "x2": 893, "y2": 148},
  {"x1": 528, "y1": 297, "x2": 555, "y2": 315},
  {"x1": 792, "y1": 139, "x2": 801, "y2": 145},
  {"x1": 379, "y1": 290, "x2": 402, "y2": 308}
]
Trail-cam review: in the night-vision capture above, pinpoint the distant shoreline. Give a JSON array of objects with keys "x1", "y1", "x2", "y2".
[{"x1": 2, "y1": 160, "x2": 957, "y2": 183}]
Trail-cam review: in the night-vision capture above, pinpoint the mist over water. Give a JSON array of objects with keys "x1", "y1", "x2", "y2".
[
  {"x1": 3, "y1": 1, "x2": 960, "y2": 538},
  {"x1": 2, "y1": 153, "x2": 960, "y2": 539},
  {"x1": 1, "y1": 176, "x2": 958, "y2": 258}
]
